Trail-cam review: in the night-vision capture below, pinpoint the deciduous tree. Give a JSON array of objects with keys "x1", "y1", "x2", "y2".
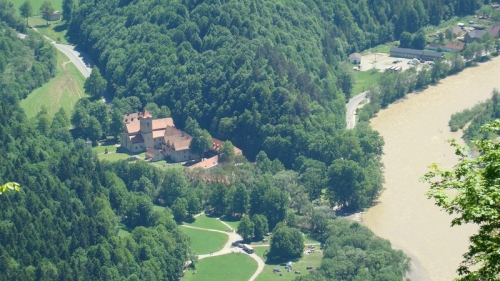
[
  {"x1": 19, "y1": 0, "x2": 32, "y2": 26},
  {"x1": 423, "y1": 120, "x2": 500, "y2": 280},
  {"x1": 237, "y1": 216, "x2": 254, "y2": 241},
  {"x1": 84, "y1": 67, "x2": 107, "y2": 100},
  {"x1": 267, "y1": 226, "x2": 304, "y2": 261}
]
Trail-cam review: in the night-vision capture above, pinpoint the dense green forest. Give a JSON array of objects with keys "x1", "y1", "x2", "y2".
[
  {"x1": 65, "y1": 0, "x2": 485, "y2": 166},
  {"x1": 0, "y1": 11, "x2": 191, "y2": 280}
]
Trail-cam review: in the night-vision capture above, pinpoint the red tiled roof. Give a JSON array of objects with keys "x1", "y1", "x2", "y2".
[
  {"x1": 349, "y1": 52, "x2": 361, "y2": 59},
  {"x1": 146, "y1": 147, "x2": 159, "y2": 158},
  {"x1": 153, "y1": 118, "x2": 174, "y2": 130},
  {"x1": 125, "y1": 122, "x2": 140, "y2": 134},
  {"x1": 123, "y1": 113, "x2": 140, "y2": 123},
  {"x1": 488, "y1": 24, "x2": 500, "y2": 38},
  {"x1": 445, "y1": 41, "x2": 466, "y2": 50},
  {"x1": 140, "y1": 109, "x2": 153, "y2": 119},
  {"x1": 189, "y1": 155, "x2": 219, "y2": 170}
]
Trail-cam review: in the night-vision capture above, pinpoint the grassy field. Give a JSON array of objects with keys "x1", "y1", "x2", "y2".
[
  {"x1": 220, "y1": 217, "x2": 240, "y2": 230},
  {"x1": 352, "y1": 69, "x2": 382, "y2": 95},
  {"x1": 185, "y1": 215, "x2": 229, "y2": 232},
  {"x1": 97, "y1": 153, "x2": 130, "y2": 162},
  {"x1": 180, "y1": 227, "x2": 228, "y2": 255},
  {"x1": 254, "y1": 246, "x2": 323, "y2": 281},
  {"x1": 93, "y1": 144, "x2": 118, "y2": 154},
  {"x1": 183, "y1": 253, "x2": 257, "y2": 281},
  {"x1": 21, "y1": 49, "x2": 86, "y2": 118},
  {"x1": 11, "y1": 0, "x2": 62, "y2": 15},
  {"x1": 29, "y1": 16, "x2": 69, "y2": 44}
]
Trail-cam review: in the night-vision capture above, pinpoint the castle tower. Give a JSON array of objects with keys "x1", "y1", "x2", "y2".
[{"x1": 140, "y1": 109, "x2": 154, "y2": 150}]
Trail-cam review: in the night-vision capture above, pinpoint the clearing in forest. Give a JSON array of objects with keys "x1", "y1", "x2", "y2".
[{"x1": 21, "y1": 49, "x2": 85, "y2": 118}]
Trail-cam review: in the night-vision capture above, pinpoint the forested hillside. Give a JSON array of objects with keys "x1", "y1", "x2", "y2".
[
  {"x1": 66, "y1": 0, "x2": 485, "y2": 171},
  {"x1": 0, "y1": 13, "x2": 190, "y2": 281}
]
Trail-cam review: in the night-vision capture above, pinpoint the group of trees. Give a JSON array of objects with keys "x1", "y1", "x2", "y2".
[
  {"x1": 0, "y1": 17, "x2": 56, "y2": 101},
  {"x1": 449, "y1": 89, "x2": 500, "y2": 141},
  {"x1": 297, "y1": 219, "x2": 411, "y2": 281},
  {"x1": 60, "y1": 0, "x2": 485, "y2": 213},
  {"x1": 0, "y1": 37, "x2": 190, "y2": 281}
]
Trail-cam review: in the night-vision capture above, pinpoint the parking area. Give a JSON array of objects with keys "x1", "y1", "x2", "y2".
[{"x1": 357, "y1": 52, "x2": 417, "y2": 72}]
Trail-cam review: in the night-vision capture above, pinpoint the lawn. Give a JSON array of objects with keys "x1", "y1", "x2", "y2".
[
  {"x1": 97, "y1": 152, "x2": 130, "y2": 162},
  {"x1": 11, "y1": 0, "x2": 62, "y2": 15},
  {"x1": 180, "y1": 227, "x2": 228, "y2": 255},
  {"x1": 92, "y1": 144, "x2": 118, "y2": 155},
  {"x1": 185, "y1": 215, "x2": 229, "y2": 232},
  {"x1": 253, "y1": 246, "x2": 323, "y2": 281},
  {"x1": 220, "y1": 217, "x2": 240, "y2": 230},
  {"x1": 29, "y1": 16, "x2": 70, "y2": 44},
  {"x1": 183, "y1": 253, "x2": 257, "y2": 281},
  {"x1": 21, "y1": 49, "x2": 86, "y2": 118},
  {"x1": 352, "y1": 69, "x2": 382, "y2": 95}
]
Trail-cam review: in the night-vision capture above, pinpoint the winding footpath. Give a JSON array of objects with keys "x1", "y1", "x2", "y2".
[{"x1": 180, "y1": 218, "x2": 266, "y2": 281}]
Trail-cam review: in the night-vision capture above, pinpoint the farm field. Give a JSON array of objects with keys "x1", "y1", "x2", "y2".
[
  {"x1": 180, "y1": 227, "x2": 228, "y2": 255},
  {"x1": 21, "y1": 49, "x2": 86, "y2": 118},
  {"x1": 253, "y1": 246, "x2": 323, "y2": 281},
  {"x1": 183, "y1": 253, "x2": 257, "y2": 281},
  {"x1": 185, "y1": 215, "x2": 229, "y2": 232}
]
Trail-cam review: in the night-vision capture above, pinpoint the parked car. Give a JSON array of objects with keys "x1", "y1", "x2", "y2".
[{"x1": 306, "y1": 266, "x2": 313, "y2": 270}]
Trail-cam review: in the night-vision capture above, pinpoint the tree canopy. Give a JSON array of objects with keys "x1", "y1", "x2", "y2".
[{"x1": 423, "y1": 120, "x2": 500, "y2": 280}]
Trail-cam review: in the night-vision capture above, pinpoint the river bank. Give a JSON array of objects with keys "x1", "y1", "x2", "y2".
[{"x1": 362, "y1": 56, "x2": 500, "y2": 281}]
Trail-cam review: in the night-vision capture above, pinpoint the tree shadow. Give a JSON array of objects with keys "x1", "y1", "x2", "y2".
[{"x1": 53, "y1": 23, "x2": 67, "y2": 32}]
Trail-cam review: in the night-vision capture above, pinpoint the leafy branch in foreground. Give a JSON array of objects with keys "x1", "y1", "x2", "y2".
[
  {"x1": 0, "y1": 182, "x2": 21, "y2": 195},
  {"x1": 422, "y1": 120, "x2": 500, "y2": 281}
]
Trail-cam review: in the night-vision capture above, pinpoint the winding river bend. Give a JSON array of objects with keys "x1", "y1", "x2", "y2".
[{"x1": 363, "y1": 56, "x2": 500, "y2": 281}]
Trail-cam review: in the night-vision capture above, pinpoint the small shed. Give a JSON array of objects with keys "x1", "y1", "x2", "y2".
[
  {"x1": 145, "y1": 147, "x2": 163, "y2": 162},
  {"x1": 349, "y1": 52, "x2": 362, "y2": 64},
  {"x1": 43, "y1": 11, "x2": 61, "y2": 21}
]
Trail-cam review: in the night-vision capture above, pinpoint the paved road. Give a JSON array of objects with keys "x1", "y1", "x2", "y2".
[
  {"x1": 346, "y1": 91, "x2": 368, "y2": 129},
  {"x1": 55, "y1": 44, "x2": 92, "y2": 78}
]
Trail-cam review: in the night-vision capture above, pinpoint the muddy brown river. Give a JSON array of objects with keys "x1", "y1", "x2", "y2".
[{"x1": 363, "y1": 56, "x2": 500, "y2": 281}]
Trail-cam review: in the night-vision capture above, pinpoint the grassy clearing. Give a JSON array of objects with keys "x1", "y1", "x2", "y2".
[
  {"x1": 185, "y1": 215, "x2": 229, "y2": 232},
  {"x1": 361, "y1": 42, "x2": 396, "y2": 55},
  {"x1": 352, "y1": 69, "x2": 382, "y2": 95},
  {"x1": 183, "y1": 253, "x2": 257, "y2": 281},
  {"x1": 11, "y1": 0, "x2": 62, "y2": 15},
  {"x1": 180, "y1": 227, "x2": 228, "y2": 255},
  {"x1": 29, "y1": 17, "x2": 69, "y2": 44},
  {"x1": 254, "y1": 246, "x2": 323, "y2": 281},
  {"x1": 21, "y1": 49, "x2": 86, "y2": 118},
  {"x1": 118, "y1": 229, "x2": 130, "y2": 238},
  {"x1": 152, "y1": 205, "x2": 165, "y2": 213},
  {"x1": 220, "y1": 217, "x2": 240, "y2": 230},
  {"x1": 97, "y1": 153, "x2": 130, "y2": 162},
  {"x1": 92, "y1": 144, "x2": 118, "y2": 154}
]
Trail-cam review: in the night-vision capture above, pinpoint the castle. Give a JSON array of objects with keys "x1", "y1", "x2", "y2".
[
  {"x1": 121, "y1": 110, "x2": 242, "y2": 164},
  {"x1": 121, "y1": 110, "x2": 197, "y2": 162}
]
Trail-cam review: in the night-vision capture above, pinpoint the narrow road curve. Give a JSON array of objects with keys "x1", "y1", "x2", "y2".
[
  {"x1": 346, "y1": 91, "x2": 368, "y2": 129},
  {"x1": 181, "y1": 219, "x2": 266, "y2": 281}
]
